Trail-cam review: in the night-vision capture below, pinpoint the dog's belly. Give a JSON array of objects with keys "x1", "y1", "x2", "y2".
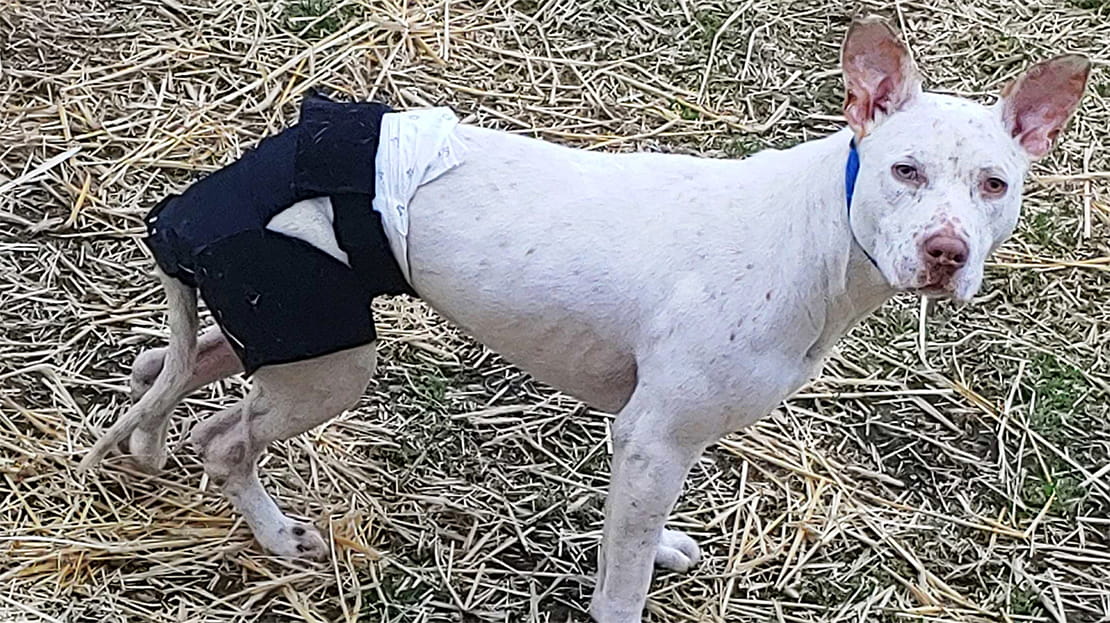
[
  {"x1": 436, "y1": 308, "x2": 638, "y2": 413},
  {"x1": 410, "y1": 252, "x2": 639, "y2": 411}
]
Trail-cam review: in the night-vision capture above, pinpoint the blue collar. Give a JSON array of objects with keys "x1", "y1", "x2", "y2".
[
  {"x1": 845, "y1": 138, "x2": 860, "y2": 207},
  {"x1": 845, "y1": 139, "x2": 881, "y2": 270}
]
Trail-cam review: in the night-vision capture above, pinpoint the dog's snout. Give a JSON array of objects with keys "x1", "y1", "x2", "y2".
[{"x1": 922, "y1": 234, "x2": 968, "y2": 269}]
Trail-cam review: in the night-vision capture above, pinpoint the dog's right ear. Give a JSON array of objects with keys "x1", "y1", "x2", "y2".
[{"x1": 841, "y1": 16, "x2": 922, "y2": 139}]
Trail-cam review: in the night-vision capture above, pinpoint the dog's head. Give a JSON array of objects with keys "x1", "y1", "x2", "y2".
[{"x1": 841, "y1": 18, "x2": 1090, "y2": 302}]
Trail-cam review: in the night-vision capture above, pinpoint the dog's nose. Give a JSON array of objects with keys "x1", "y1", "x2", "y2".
[{"x1": 922, "y1": 234, "x2": 968, "y2": 269}]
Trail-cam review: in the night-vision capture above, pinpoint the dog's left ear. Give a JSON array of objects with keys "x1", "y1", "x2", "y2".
[
  {"x1": 998, "y1": 54, "x2": 1091, "y2": 160},
  {"x1": 841, "y1": 16, "x2": 922, "y2": 139}
]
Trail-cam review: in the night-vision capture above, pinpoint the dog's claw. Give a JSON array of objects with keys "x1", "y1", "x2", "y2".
[
  {"x1": 654, "y1": 529, "x2": 701, "y2": 573},
  {"x1": 263, "y1": 521, "x2": 328, "y2": 560}
]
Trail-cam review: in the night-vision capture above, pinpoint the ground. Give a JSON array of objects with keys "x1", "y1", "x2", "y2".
[{"x1": 1, "y1": 1, "x2": 1108, "y2": 622}]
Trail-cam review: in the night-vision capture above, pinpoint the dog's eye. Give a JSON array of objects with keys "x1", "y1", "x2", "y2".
[
  {"x1": 982, "y1": 177, "x2": 1008, "y2": 197},
  {"x1": 892, "y1": 163, "x2": 921, "y2": 184}
]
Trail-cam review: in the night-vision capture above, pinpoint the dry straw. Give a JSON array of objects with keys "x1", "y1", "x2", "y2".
[{"x1": 1, "y1": 0, "x2": 1108, "y2": 621}]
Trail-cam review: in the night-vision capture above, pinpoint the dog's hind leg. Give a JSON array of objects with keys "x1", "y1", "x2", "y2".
[
  {"x1": 190, "y1": 342, "x2": 377, "y2": 559},
  {"x1": 130, "y1": 326, "x2": 242, "y2": 402},
  {"x1": 79, "y1": 271, "x2": 199, "y2": 473},
  {"x1": 125, "y1": 326, "x2": 243, "y2": 472}
]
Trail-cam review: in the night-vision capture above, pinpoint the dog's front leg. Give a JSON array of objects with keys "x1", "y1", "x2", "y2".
[{"x1": 590, "y1": 390, "x2": 713, "y2": 623}]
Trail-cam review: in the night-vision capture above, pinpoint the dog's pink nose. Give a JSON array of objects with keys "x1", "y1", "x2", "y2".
[{"x1": 922, "y1": 234, "x2": 968, "y2": 269}]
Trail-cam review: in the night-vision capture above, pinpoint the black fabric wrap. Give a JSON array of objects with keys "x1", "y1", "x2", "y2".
[{"x1": 142, "y1": 92, "x2": 415, "y2": 374}]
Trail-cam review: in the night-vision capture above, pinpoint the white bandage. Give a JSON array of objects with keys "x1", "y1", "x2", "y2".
[{"x1": 373, "y1": 108, "x2": 467, "y2": 283}]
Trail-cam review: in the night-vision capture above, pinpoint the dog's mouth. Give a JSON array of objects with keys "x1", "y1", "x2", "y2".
[
  {"x1": 909, "y1": 270, "x2": 981, "y2": 302},
  {"x1": 901, "y1": 272, "x2": 959, "y2": 299},
  {"x1": 914, "y1": 283, "x2": 954, "y2": 298},
  {"x1": 906, "y1": 264, "x2": 964, "y2": 298}
]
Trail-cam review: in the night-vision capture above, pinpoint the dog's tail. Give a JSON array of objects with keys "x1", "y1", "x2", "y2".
[{"x1": 78, "y1": 271, "x2": 199, "y2": 472}]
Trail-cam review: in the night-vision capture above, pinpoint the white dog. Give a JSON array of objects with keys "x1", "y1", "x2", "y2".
[{"x1": 80, "y1": 17, "x2": 1090, "y2": 623}]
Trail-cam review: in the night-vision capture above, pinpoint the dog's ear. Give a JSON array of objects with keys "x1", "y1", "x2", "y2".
[
  {"x1": 841, "y1": 16, "x2": 922, "y2": 138},
  {"x1": 998, "y1": 54, "x2": 1090, "y2": 160}
]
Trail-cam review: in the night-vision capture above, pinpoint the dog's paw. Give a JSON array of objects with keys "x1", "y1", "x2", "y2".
[
  {"x1": 262, "y1": 521, "x2": 329, "y2": 561},
  {"x1": 654, "y1": 529, "x2": 701, "y2": 573},
  {"x1": 121, "y1": 428, "x2": 168, "y2": 474}
]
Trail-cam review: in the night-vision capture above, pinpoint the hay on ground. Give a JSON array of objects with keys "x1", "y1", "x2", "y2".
[{"x1": 1, "y1": 0, "x2": 1108, "y2": 621}]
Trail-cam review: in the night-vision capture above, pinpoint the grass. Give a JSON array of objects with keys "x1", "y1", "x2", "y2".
[
  {"x1": 1068, "y1": 0, "x2": 1109, "y2": 10},
  {"x1": 672, "y1": 100, "x2": 701, "y2": 121},
  {"x1": 411, "y1": 370, "x2": 450, "y2": 404},
  {"x1": 1025, "y1": 210, "x2": 1076, "y2": 250},
  {"x1": 722, "y1": 136, "x2": 761, "y2": 158},
  {"x1": 1022, "y1": 474, "x2": 1086, "y2": 517},
  {"x1": 280, "y1": 0, "x2": 365, "y2": 40},
  {"x1": 1029, "y1": 352, "x2": 1086, "y2": 441},
  {"x1": 694, "y1": 8, "x2": 726, "y2": 44},
  {"x1": 1010, "y1": 586, "x2": 1040, "y2": 616}
]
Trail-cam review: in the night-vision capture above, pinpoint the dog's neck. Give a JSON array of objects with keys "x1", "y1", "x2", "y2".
[{"x1": 796, "y1": 130, "x2": 897, "y2": 359}]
